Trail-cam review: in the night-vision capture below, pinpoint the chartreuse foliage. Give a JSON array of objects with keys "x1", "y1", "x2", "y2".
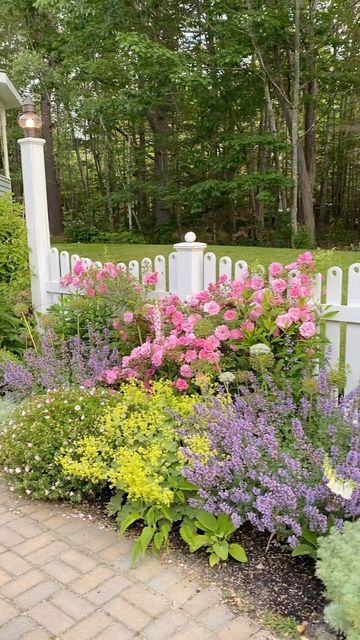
[
  {"x1": 0, "y1": 194, "x2": 29, "y2": 296},
  {"x1": 59, "y1": 380, "x2": 205, "y2": 564},
  {"x1": 316, "y1": 521, "x2": 360, "y2": 640}
]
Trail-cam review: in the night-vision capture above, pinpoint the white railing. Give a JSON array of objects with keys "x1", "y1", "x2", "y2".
[{"x1": 43, "y1": 233, "x2": 360, "y2": 395}]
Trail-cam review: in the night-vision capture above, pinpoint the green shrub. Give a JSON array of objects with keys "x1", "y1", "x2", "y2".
[
  {"x1": 0, "y1": 387, "x2": 118, "y2": 502},
  {"x1": 0, "y1": 194, "x2": 29, "y2": 296},
  {"x1": 316, "y1": 520, "x2": 360, "y2": 639}
]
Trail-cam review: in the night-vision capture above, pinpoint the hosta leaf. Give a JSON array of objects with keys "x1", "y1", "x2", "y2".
[
  {"x1": 229, "y1": 543, "x2": 248, "y2": 563},
  {"x1": 209, "y1": 552, "x2": 220, "y2": 567},
  {"x1": 291, "y1": 544, "x2": 315, "y2": 557},
  {"x1": 195, "y1": 510, "x2": 218, "y2": 532},
  {"x1": 213, "y1": 541, "x2": 229, "y2": 560}
]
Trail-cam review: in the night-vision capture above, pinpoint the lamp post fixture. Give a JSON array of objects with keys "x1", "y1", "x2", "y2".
[
  {"x1": 18, "y1": 95, "x2": 52, "y2": 317},
  {"x1": 18, "y1": 95, "x2": 42, "y2": 138}
]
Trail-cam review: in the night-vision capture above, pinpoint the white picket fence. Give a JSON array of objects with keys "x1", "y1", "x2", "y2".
[{"x1": 43, "y1": 234, "x2": 360, "y2": 395}]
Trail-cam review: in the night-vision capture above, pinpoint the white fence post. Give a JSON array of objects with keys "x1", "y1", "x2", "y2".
[
  {"x1": 18, "y1": 137, "x2": 53, "y2": 316},
  {"x1": 173, "y1": 232, "x2": 207, "y2": 299}
]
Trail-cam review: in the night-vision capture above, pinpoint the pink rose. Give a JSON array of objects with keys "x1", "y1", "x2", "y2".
[
  {"x1": 250, "y1": 276, "x2": 264, "y2": 291},
  {"x1": 204, "y1": 335, "x2": 220, "y2": 350},
  {"x1": 172, "y1": 311, "x2": 184, "y2": 327},
  {"x1": 85, "y1": 287, "x2": 95, "y2": 297},
  {"x1": 269, "y1": 262, "x2": 283, "y2": 277},
  {"x1": 123, "y1": 311, "x2": 134, "y2": 324},
  {"x1": 113, "y1": 318, "x2": 121, "y2": 330},
  {"x1": 224, "y1": 309, "x2": 237, "y2": 322},
  {"x1": 203, "y1": 301, "x2": 221, "y2": 315},
  {"x1": 184, "y1": 350, "x2": 197, "y2": 363},
  {"x1": 299, "y1": 321, "x2": 317, "y2": 338},
  {"x1": 241, "y1": 320, "x2": 255, "y2": 333},
  {"x1": 297, "y1": 251, "x2": 314, "y2": 266},
  {"x1": 231, "y1": 281, "x2": 245, "y2": 297},
  {"x1": 197, "y1": 290, "x2": 211, "y2": 303},
  {"x1": 214, "y1": 325, "x2": 231, "y2": 341},
  {"x1": 288, "y1": 307, "x2": 301, "y2": 322},
  {"x1": 218, "y1": 274, "x2": 228, "y2": 284},
  {"x1": 276, "y1": 313, "x2": 292, "y2": 329},
  {"x1": 174, "y1": 378, "x2": 189, "y2": 392},
  {"x1": 144, "y1": 272, "x2": 158, "y2": 286},
  {"x1": 73, "y1": 260, "x2": 85, "y2": 276},
  {"x1": 151, "y1": 351, "x2": 163, "y2": 367},
  {"x1": 103, "y1": 367, "x2": 120, "y2": 384},
  {"x1": 180, "y1": 364, "x2": 194, "y2": 378},
  {"x1": 271, "y1": 278, "x2": 288, "y2": 294},
  {"x1": 230, "y1": 328, "x2": 243, "y2": 340}
]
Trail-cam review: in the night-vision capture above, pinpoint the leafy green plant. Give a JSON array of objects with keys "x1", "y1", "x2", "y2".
[
  {"x1": 0, "y1": 387, "x2": 117, "y2": 501},
  {"x1": 0, "y1": 194, "x2": 29, "y2": 297},
  {"x1": 291, "y1": 526, "x2": 319, "y2": 559},
  {"x1": 180, "y1": 510, "x2": 247, "y2": 567},
  {"x1": 263, "y1": 612, "x2": 298, "y2": 639},
  {"x1": 316, "y1": 520, "x2": 360, "y2": 640},
  {"x1": 0, "y1": 302, "x2": 24, "y2": 354}
]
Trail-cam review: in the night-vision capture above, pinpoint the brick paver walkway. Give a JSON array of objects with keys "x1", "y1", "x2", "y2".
[{"x1": 0, "y1": 482, "x2": 273, "y2": 639}]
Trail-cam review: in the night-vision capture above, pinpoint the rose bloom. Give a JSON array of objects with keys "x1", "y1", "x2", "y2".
[
  {"x1": 180, "y1": 364, "x2": 194, "y2": 378},
  {"x1": 73, "y1": 260, "x2": 85, "y2": 276},
  {"x1": 144, "y1": 272, "x2": 158, "y2": 285},
  {"x1": 250, "y1": 276, "x2": 264, "y2": 291},
  {"x1": 214, "y1": 325, "x2": 231, "y2": 341},
  {"x1": 288, "y1": 307, "x2": 301, "y2": 322},
  {"x1": 203, "y1": 300, "x2": 221, "y2": 315},
  {"x1": 123, "y1": 311, "x2": 134, "y2": 324},
  {"x1": 271, "y1": 278, "x2": 288, "y2": 294},
  {"x1": 299, "y1": 321, "x2": 317, "y2": 338},
  {"x1": 151, "y1": 351, "x2": 163, "y2": 367},
  {"x1": 269, "y1": 262, "x2": 283, "y2": 277},
  {"x1": 241, "y1": 320, "x2": 255, "y2": 332},
  {"x1": 224, "y1": 309, "x2": 237, "y2": 322},
  {"x1": 184, "y1": 350, "x2": 197, "y2": 363},
  {"x1": 230, "y1": 328, "x2": 243, "y2": 340},
  {"x1": 231, "y1": 280, "x2": 245, "y2": 297},
  {"x1": 297, "y1": 251, "x2": 314, "y2": 266},
  {"x1": 276, "y1": 313, "x2": 292, "y2": 329},
  {"x1": 174, "y1": 378, "x2": 189, "y2": 391}
]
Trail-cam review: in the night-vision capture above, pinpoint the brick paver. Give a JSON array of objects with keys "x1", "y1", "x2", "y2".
[{"x1": 0, "y1": 481, "x2": 275, "y2": 639}]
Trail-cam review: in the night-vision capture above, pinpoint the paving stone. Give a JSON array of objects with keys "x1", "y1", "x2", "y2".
[
  {"x1": 0, "y1": 511, "x2": 18, "y2": 526},
  {"x1": 0, "y1": 599, "x2": 18, "y2": 626},
  {"x1": 0, "y1": 525, "x2": 24, "y2": 547},
  {"x1": 197, "y1": 603, "x2": 235, "y2": 630},
  {"x1": 165, "y1": 578, "x2": 201, "y2": 605},
  {"x1": 15, "y1": 580, "x2": 59, "y2": 609},
  {"x1": 60, "y1": 548, "x2": 97, "y2": 572},
  {"x1": 27, "y1": 507, "x2": 52, "y2": 522},
  {"x1": 217, "y1": 616, "x2": 260, "y2": 640},
  {"x1": 183, "y1": 586, "x2": 222, "y2": 616},
  {"x1": 0, "y1": 569, "x2": 44, "y2": 599},
  {"x1": 56, "y1": 519, "x2": 93, "y2": 536},
  {"x1": 171, "y1": 621, "x2": 215, "y2": 640},
  {"x1": 8, "y1": 519, "x2": 43, "y2": 539},
  {"x1": 67, "y1": 526, "x2": 103, "y2": 546},
  {"x1": 0, "y1": 551, "x2": 32, "y2": 576},
  {"x1": 0, "y1": 615, "x2": 34, "y2": 640},
  {"x1": 62, "y1": 611, "x2": 112, "y2": 639},
  {"x1": 42, "y1": 514, "x2": 69, "y2": 529},
  {"x1": 146, "y1": 566, "x2": 184, "y2": 594},
  {"x1": 98, "y1": 540, "x2": 132, "y2": 562},
  {"x1": 43, "y1": 558, "x2": 80, "y2": 584},
  {"x1": 70, "y1": 566, "x2": 114, "y2": 595},
  {"x1": 26, "y1": 540, "x2": 68, "y2": 565},
  {"x1": 122, "y1": 583, "x2": 168, "y2": 616},
  {"x1": 13, "y1": 532, "x2": 54, "y2": 556},
  {"x1": 21, "y1": 630, "x2": 49, "y2": 640},
  {"x1": 0, "y1": 568, "x2": 12, "y2": 587},
  {"x1": 130, "y1": 555, "x2": 164, "y2": 581},
  {"x1": 28, "y1": 601, "x2": 74, "y2": 635},
  {"x1": 81, "y1": 529, "x2": 117, "y2": 553},
  {"x1": 86, "y1": 574, "x2": 132, "y2": 605},
  {"x1": 96, "y1": 622, "x2": 134, "y2": 640},
  {"x1": 104, "y1": 596, "x2": 151, "y2": 632},
  {"x1": 50, "y1": 589, "x2": 95, "y2": 620},
  {"x1": 141, "y1": 609, "x2": 190, "y2": 640}
]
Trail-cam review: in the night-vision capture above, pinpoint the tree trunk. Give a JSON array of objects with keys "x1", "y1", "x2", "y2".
[
  {"x1": 148, "y1": 108, "x2": 171, "y2": 227},
  {"x1": 41, "y1": 93, "x2": 63, "y2": 236}
]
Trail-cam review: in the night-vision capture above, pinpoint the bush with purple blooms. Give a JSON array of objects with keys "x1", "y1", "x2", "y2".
[
  {"x1": 180, "y1": 372, "x2": 360, "y2": 548},
  {"x1": 0, "y1": 327, "x2": 120, "y2": 396}
]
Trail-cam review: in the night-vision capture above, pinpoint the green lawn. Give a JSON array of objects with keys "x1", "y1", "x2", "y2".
[{"x1": 56, "y1": 242, "x2": 360, "y2": 286}]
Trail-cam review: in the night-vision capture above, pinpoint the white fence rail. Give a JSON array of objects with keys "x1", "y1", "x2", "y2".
[{"x1": 42, "y1": 234, "x2": 360, "y2": 395}]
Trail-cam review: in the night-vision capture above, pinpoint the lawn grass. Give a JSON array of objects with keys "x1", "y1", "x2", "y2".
[{"x1": 56, "y1": 242, "x2": 360, "y2": 289}]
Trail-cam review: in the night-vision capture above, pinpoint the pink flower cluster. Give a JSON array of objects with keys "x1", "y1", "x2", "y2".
[
  {"x1": 100, "y1": 251, "x2": 321, "y2": 390},
  {"x1": 60, "y1": 260, "x2": 126, "y2": 297}
]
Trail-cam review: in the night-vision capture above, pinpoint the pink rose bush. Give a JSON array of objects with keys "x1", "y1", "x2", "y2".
[{"x1": 77, "y1": 251, "x2": 322, "y2": 392}]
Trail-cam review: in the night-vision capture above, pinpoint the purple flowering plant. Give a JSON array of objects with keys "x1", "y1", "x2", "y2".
[
  {"x1": 180, "y1": 372, "x2": 360, "y2": 548},
  {"x1": 0, "y1": 327, "x2": 120, "y2": 395}
]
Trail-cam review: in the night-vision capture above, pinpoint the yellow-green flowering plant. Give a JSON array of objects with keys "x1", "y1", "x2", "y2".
[{"x1": 59, "y1": 380, "x2": 201, "y2": 564}]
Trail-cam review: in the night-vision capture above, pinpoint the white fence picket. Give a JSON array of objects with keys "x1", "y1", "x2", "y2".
[
  {"x1": 60, "y1": 251, "x2": 71, "y2": 277},
  {"x1": 141, "y1": 258, "x2": 152, "y2": 283},
  {"x1": 129, "y1": 260, "x2": 140, "y2": 281},
  {"x1": 219, "y1": 256, "x2": 232, "y2": 280},
  {"x1": 70, "y1": 254, "x2": 80, "y2": 273},
  {"x1": 325, "y1": 266, "x2": 343, "y2": 370},
  {"x1": 235, "y1": 260, "x2": 248, "y2": 281},
  {"x1": 93, "y1": 261, "x2": 103, "y2": 269},
  {"x1": 117, "y1": 262, "x2": 126, "y2": 271},
  {"x1": 204, "y1": 252, "x2": 217, "y2": 288},
  {"x1": 344, "y1": 264, "x2": 360, "y2": 394},
  {"x1": 48, "y1": 248, "x2": 61, "y2": 302},
  {"x1": 168, "y1": 252, "x2": 177, "y2": 293},
  {"x1": 154, "y1": 255, "x2": 166, "y2": 292},
  {"x1": 82, "y1": 257, "x2": 92, "y2": 270}
]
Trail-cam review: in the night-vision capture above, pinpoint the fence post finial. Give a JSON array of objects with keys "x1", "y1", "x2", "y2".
[{"x1": 173, "y1": 231, "x2": 207, "y2": 299}]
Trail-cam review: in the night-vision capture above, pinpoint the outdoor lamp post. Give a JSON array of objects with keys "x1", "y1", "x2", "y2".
[
  {"x1": 18, "y1": 95, "x2": 42, "y2": 137},
  {"x1": 18, "y1": 95, "x2": 52, "y2": 317}
]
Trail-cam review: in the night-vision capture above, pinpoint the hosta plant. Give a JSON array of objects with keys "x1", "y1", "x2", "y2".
[{"x1": 180, "y1": 510, "x2": 247, "y2": 566}]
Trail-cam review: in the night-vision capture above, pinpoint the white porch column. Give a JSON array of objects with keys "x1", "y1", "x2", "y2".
[
  {"x1": 173, "y1": 232, "x2": 207, "y2": 299},
  {"x1": 18, "y1": 137, "x2": 53, "y2": 316}
]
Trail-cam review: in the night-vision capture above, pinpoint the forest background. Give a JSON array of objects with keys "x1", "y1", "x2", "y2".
[{"x1": 1, "y1": 0, "x2": 360, "y2": 248}]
